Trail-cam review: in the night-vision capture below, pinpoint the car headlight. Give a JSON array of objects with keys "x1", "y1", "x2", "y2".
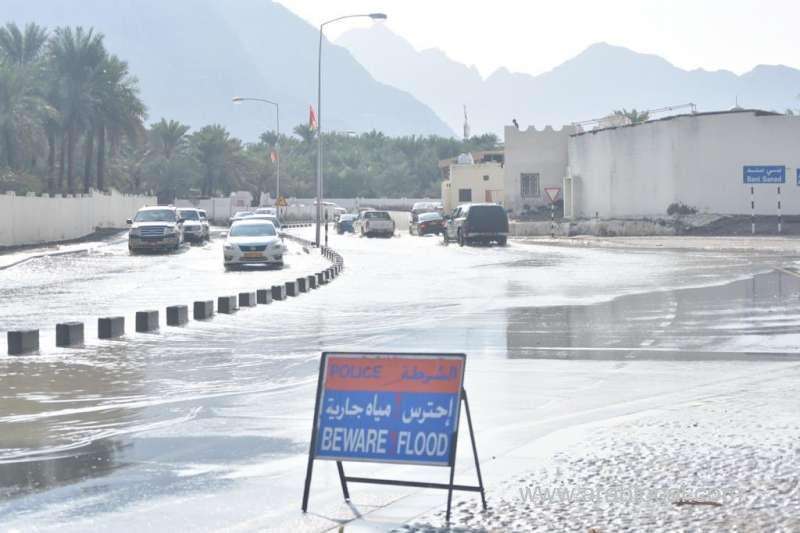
[{"x1": 223, "y1": 243, "x2": 234, "y2": 250}]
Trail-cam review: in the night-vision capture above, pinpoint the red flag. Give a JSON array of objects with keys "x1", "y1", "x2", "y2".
[
  {"x1": 270, "y1": 150, "x2": 277, "y2": 163},
  {"x1": 309, "y1": 105, "x2": 318, "y2": 130}
]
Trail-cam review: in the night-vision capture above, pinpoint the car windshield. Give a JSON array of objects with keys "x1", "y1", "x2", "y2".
[
  {"x1": 340, "y1": 214, "x2": 357, "y2": 221},
  {"x1": 134, "y1": 209, "x2": 176, "y2": 222},
  {"x1": 198, "y1": 212, "x2": 207, "y2": 219},
  {"x1": 229, "y1": 223, "x2": 276, "y2": 237},
  {"x1": 364, "y1": 211, "x2": 390, "y2": 219},
  {"x1": 419, "y1": 212, "x2": 442, "y2": 222},
  {"x1": 233, "y1": 211, "x2": 253, "y2": 218},
  {"x1": 178, "y1": 209, "x2": 199, "y2": 220}
]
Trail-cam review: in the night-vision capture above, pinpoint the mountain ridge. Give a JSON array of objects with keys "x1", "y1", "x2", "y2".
[{"x1": 337, "y1": 28, "x2": 800, "y2": 134}]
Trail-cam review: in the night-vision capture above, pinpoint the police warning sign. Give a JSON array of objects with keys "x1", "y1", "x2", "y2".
[{"x1": 313, "y1": 352, "x2": 465, "y2": 466}]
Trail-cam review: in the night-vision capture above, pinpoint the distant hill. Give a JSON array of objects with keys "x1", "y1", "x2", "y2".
[
  {"x1": 337, "y1": 27, "x2": 800, "y2": 135},
  {"x1": 3, "y1": 0, "x2": 454, "y2": 140}
]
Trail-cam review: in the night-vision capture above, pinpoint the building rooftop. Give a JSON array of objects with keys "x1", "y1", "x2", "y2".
[{"x1": 571, "y1": 108, "x2": 784, "y2": 137}]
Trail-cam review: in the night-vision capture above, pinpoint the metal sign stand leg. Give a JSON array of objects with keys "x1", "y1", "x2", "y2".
[
  {"x1": 337, "y1": 461, "x2": 350, "y2": 501},
  {"x1": 462, "y1": 389, "x2": 487, "y2": 510}
]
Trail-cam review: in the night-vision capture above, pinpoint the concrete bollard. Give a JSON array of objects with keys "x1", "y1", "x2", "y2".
[
  {"x1": 56, "y1": 322, "x2": 84, "y2": 347},
  {"x1": 257, "y1": 289, "x2": 273, "y2": 305},
  {"x1": 218, "y1": 295, "x2": 237, "y2": 314},
  {"x1": 297, "y1": 277, "x2": 308, "y2": 293},
  {"x1": 308, "y1": 275, "x2": 318, "y2": 289},
  {"x1": 135, "y1": 310, "x2": 159, "y2": 332},
  {"x1": 317, "y1": 272, "x2": 326, "y2": 285},
  {"x1": 271, "y1": 284, "x2": 287, "y2": 301},
  {"x1": 98, "y1": 317, "x2": 125, "y2": 339},
  {"x1": 285, "y1": 280, "x2": 299, "y2": 297},
  {"x1": 166, "y1": 305, "x2": 189, "y2": 326},
  {"x1": 194, "y1": 300, "x2": 214, "y2": 320},
  {"x1": 7, "y1": 330, "x2": 39, "y2": 355},
  {"x1": 239, "y1": 292, "x2": 257, "y2": 307}
]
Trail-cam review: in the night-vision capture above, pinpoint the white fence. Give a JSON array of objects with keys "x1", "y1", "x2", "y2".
[
  {"x1": 0, "y1": 189, "x2": 156, "y2": 247},
  {"x1": 174, "y1": 196, "x2": 437, "y2": 225}
]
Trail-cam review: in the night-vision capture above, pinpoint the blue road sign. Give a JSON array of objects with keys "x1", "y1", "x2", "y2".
[
  {"x1": 797, "y1": 168, "x2": 800, "y2": 185},
  {"x1": 313, "y1": 352, "x2": 465, "y2": 466},
  {"x1": 743, "y1": 165, "x2": 785, "y2": 184}
]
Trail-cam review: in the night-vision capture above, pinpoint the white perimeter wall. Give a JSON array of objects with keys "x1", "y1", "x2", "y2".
[
  {"x1": 0, "y1": 189, "x2": 156, "y2": 247},
  {"x1": 569, "y1": 111, "x2": 800, "y2": 218}
]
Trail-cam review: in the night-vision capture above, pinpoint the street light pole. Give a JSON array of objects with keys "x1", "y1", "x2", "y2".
[
  {"x1": 232, "y1": 96, "x2": 281, "y2": 203},
  {"x1": 315, "y1": 12, "x2": 387, "y2": 247}
]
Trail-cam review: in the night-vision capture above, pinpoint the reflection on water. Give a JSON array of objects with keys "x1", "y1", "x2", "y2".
[{"x1": 506, "y1": 270, "x2": 800, "y2": 360}]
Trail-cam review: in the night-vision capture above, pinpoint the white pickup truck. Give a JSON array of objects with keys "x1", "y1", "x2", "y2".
[{"x1": 356, "y1": 210, "x2": 395, "y2": 238}]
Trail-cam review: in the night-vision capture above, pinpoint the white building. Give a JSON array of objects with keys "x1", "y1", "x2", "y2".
[
  {"x1": 503, "y1": 109, "x2": 800, "y2": 219},
  {"x1": 503, "y1": 125, "x2": 575, "y2": 215}
]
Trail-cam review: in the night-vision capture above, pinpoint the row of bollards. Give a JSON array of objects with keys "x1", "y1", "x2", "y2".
[{"x1": 6, "y1": 247, "x2": 344, "y2": 355}]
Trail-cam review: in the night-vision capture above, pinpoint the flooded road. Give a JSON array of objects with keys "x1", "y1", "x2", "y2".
[{"x1": 1, "y1": 229, "x2": 799, "y2": 530}]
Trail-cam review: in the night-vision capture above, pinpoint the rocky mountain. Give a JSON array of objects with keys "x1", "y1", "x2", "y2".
[
  {"x1": 337, "y1": 27, "x2": 800, "y2": 135},
  {"x1": 3, "y1": 0, "x2": 454, "y2": 140}
]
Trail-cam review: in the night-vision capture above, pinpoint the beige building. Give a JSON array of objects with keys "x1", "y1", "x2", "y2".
[{"x1": 440, "y1": 151, "x2": 505, "y2": 213}]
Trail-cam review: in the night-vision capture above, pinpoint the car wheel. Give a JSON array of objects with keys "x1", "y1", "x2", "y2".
[{"x1": 457, "y1": 230, "x2": 464, "y2": 247}]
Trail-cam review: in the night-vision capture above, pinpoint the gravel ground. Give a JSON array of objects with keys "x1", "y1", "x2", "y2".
[{"x1": 398, "y1": 368, "x2": 800, "y2": 532}]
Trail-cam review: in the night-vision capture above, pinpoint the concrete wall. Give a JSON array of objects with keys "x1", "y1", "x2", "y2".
[
  {"x1": 503, "y1": 125, "x2": 575, "y2": 215},
  {"x1": 0, "y1": 189, "x2": 156, "y2": 247},
  {"x1": 441, "y1": 162, "x2": 504, "y2": 213},
  {"x1": 569, "y1": 111, "x2": 800, "y2": 218}
]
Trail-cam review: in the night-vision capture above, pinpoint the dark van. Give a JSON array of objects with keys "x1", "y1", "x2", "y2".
[{"x1": 444, "y1": 203, "x2": 509, "y2": 246}]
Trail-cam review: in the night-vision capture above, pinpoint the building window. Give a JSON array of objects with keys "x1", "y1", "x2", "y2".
[
  {"x1": 458, "y1": 189, "x2": 472, "y2": 202},
  {"x1": 483, "y1": 175, "x2": 490, "y2": 181},
  {"x1": 521, "y1": 173, "x2": 540, "y2": 198}
]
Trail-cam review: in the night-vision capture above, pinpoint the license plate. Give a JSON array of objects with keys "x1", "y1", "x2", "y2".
[{"x1": 243, "y1": 251, "x2": 262, "y2": 258}]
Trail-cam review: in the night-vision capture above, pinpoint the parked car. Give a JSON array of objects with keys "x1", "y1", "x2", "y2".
[
  {"x1": 443, "y1": 203, "x2": 509, "y2": 246},
  {"x1": 246, "y1": 213, "x2": 282, "y2": 230},
  {"x1": 177, "y1": 208, "x2": 206, "y2": 243},
  {"x1": 223, "y1": 219, "x2": 285, "y2": 270},
  {"x1": 333, "y1": 207, "x2": 347, "y2": 221},
  {"x1": 357, "y1": 210, "x2": 395, "y2": 238},
  {"x1": 229, "y1": 210, "x2": 253, "y2": 225},
  {"x1": 336, "y1": 213, "x2": 357, "y2": 234},
  {"x1": 198, "y1": 209, "x2": 211, "y2": 239},
  {"x1": 410, "y1": 211, "x2": 446, "y2": 236},
  {"x1": 410, "y1": 201, "x2": 442, "y2": 224},
  {"x1": 127, "y1": 206, "x2": 184, "y2": 253}
]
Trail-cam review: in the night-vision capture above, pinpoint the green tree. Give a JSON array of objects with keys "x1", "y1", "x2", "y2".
[
  {"x1": 0, "y1": 22, "x2": 48, "y2": 66},
  {"x1": 48, "y1": 26, "x2": 106, "y2": 193},
  {"x1": 293, "y1": 123, "x2": 315, "y2": 145},
  {"x1": 613, "y1": 108, "x2": 649, "y2": 124},
  {"x1": 151, "y1": 118, "x2": 189, "y2": 159}
]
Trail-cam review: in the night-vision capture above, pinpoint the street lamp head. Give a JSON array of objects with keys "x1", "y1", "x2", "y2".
[
  {"x1": 369, "y1": 13, "x2": 387, "y2": 20},
  {"x1": 232, "y1": 96, "x2": 244, "y2": 103}
]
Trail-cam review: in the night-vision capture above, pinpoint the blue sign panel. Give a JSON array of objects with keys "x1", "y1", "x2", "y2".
[
  {"x1": 313, "y1": 352, "x2": 465, "y2": 466},
  {"x1": 743, "y1": 165, "x2": 785, "y2": 184},
  {"x1": 797, "y1": 168, "x2": 800, "y2": 185}
]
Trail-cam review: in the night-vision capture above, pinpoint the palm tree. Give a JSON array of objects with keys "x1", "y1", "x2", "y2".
[
  {"x1": 151, "y1": 118, "x2": 189, "y2": 159},
  {"x1": 191, "y1": 124, "x2": 230, "y2": 196},
  {"x1": 92, "y1": 54, "x2": 146, "y2": 190},
  {"x1": 48, "y1": 26, "x2": 106, "y2": 193},
  {"x1": 613, "y1": 108, "x2": 649, "y2": 124},
  {"x1": 293, "y1": 123, "x2": 315, "y2": 145},
  {"x1": 0, "y1": 65, "x2": 52, "y2": 169},
  {"x1": 0, "y1": 22, "x2": 48, "y2": 66}
]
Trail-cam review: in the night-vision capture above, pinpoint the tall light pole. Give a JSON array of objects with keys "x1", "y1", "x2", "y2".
[
  {"x1": 315, "y1": 12, "x2": 387, "y2": 246},
  {"x1": 232, "y1": 96, "x2": 281, "y2": 203}
]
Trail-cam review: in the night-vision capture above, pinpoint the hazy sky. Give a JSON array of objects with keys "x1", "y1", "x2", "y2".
[{"x1": 277, "y1": 0, "x2": 800, "y2": 78}]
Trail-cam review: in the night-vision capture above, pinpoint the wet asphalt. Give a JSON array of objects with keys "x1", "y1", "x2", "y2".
[{"x1": 1, "y1": 228, "x2": 799, "y2": 530}]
